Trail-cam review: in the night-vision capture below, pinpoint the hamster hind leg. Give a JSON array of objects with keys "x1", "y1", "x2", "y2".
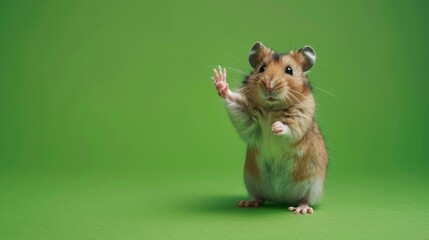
[
  {"x1": 237, "y1": 146, "x2": 266, "y2": 208},
  {"x1": 238, "y1": 175, "x2": 266, "y2": 208},
  {"x1": 288, "y1": 178, "x2": 324, "y2": 214}
]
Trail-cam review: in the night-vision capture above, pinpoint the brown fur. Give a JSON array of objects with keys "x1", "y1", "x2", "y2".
[
  {"x1": 292, "y1": 121, "x2": 328, "y2": 182},
  {"x1": 244, "y1": 146, "x2": 260, "y2": 179}
]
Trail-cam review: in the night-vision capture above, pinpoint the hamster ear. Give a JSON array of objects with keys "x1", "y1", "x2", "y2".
[
  {"x1": 249, "y1": 42, "x2": 268, "y2": 68},
  {"x1": 298, "y1": 46, "x2": 316, "y2": 72}
]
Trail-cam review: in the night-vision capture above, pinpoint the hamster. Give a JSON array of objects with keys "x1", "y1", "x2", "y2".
[{"x1": 211, "y1": 42, "x2": 328, "y2": 214}]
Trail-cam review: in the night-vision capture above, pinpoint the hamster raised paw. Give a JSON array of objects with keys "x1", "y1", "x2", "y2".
[{"x1": 211, "y1": 42, "x2": 328, "y2": 215}]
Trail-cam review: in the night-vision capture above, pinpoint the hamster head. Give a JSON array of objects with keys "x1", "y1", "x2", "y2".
[{"x1": 244, "y1": 42, "x2": 316, "y2": 108}]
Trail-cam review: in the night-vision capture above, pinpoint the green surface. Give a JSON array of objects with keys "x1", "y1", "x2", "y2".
[{"x1": 0, "y1": 1, "x2": 428, "y2": 239}]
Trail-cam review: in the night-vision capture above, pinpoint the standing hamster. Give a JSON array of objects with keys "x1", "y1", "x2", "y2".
[{"x1": 211, "y1": 42, "x2": 328, "y2": 214}]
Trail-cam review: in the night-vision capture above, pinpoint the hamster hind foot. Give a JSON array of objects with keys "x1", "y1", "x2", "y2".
[
  {"x1": 236, "y1": 199, "x2": 265, "y2": 208},
  {"x1": 288, "y1": 201, "x2": 314, "y2": 215}
]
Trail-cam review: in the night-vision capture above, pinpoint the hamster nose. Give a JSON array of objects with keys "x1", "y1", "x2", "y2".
[{"x1": 264, "y1": 81, "x2": 275, "y2": 93}]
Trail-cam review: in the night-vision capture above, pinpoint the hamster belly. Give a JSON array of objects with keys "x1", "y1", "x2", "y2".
[
  {"x1": 248, "y1": 149, "x2": 300, "y2": 203},
  {"x1": 244, "y1": 117, "x2": 303, "y2": 204}
]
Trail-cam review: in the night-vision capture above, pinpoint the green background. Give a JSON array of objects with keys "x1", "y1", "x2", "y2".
[{"x1": 1, "y1": 0, "x2": 428, "y2": 239}]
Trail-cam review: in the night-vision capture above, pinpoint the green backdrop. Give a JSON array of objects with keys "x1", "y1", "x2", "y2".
[{"x1": 1, "y1": 1, "x2": 428, "y2": 239}]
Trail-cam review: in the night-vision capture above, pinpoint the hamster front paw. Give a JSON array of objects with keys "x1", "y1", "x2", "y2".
[
  {"x1": 211, "y1": 65, "x2": 230, "y2": 99},
  {"x1": 272, "y1": 121, "x2": 291, "y2": 136}
]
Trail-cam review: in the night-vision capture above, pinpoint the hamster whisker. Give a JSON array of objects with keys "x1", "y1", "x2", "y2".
[
  {"x1": 288, "y1": 89, "x2": 307, "y2": 99},
  {"x1": 282, "y1": 94, "x2": 293, "y2": 106},
  {"x1": 287, "y1": 92, "x2": 301, "y2": 104},
  {"x1": 217, "y1": 52, "x2": 248, "y2": 65},
  {"x1": 246, "y1": 89, "x2": 260, "y2": 102},
  {"x1": 222, "y1": 65, "x2": 250, "y2": 76},
  {"x1": 246, "y1": 89, "x2": 259, "y2": 100},
  {"x1": 203, "y1": 64, "x2": 249, "y2": 77},
  {"x1": 313, "y1": 86, "x2": 338, "y2": 100}
]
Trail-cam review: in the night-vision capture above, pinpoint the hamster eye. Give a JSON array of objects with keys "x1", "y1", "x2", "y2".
[
  {"x1": 258, "y1": 65, "x2": 266, "y2": 73},
  {"x1": 285, "y1": 66, "x2": 293, "y2": 75}
]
